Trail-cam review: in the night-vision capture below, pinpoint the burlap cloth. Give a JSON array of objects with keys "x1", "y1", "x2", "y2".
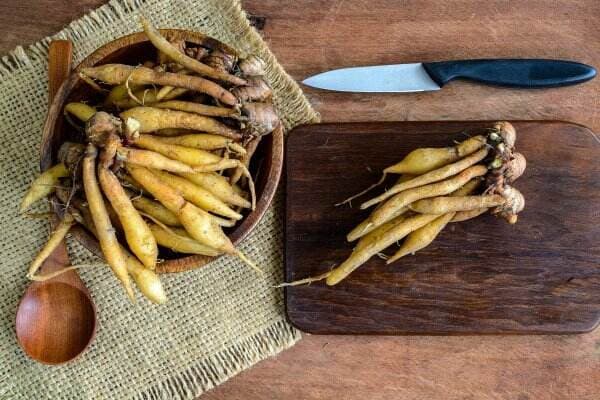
[{"x1": 0, "y1": 0, "x2": 319, "y2": 398}]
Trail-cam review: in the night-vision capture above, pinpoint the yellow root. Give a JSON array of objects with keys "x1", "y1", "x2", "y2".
[
  {"x1": 408, "y1": 194, "x2": 505, "y2": 214},
  {"x1": 140, "y1": 16, "x2": 246, "y2": 86},
  {"x1": 451, "y1": 208, "x2": 489, "y2": 222},
  {"x1": 335, "y1": 173, "x2": 387, "y2": 207},
  {"x1": 27, "y1": 213, "x2": 75, "y2": 279},
  {"x1": 276, "y1": 271, "x2": 331, "y2": 287},
  {"x1": 361, "y1": 147, "x2": 488, "y2": 209},
  {"x1": 19, "y1": 163, "x2": 69, "y2": 213}
]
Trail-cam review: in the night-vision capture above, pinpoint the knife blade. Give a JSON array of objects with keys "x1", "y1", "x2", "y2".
[{"x1": 302, "y1": 59, "x2": 596, "y2": 93}]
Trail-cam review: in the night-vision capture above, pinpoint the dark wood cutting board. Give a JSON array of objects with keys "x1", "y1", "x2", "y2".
[{"x1": 285, "y1": 121, "x2": 600, "y2": 335}]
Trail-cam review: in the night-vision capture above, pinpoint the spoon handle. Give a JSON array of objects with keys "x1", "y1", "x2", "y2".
[
  {"x1": 48, "y1": 40, "x2": 72, "y2": 101},
  {"x1": 33, "y1": 41, "x2": 85, "y2": 290}
]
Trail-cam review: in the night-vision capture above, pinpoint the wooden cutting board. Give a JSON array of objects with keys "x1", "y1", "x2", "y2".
[{"x1": 285, "y1": 121, "x2": 600, "y2": 335}]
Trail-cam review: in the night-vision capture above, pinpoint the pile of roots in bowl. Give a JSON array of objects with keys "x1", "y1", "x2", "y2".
[{"x1": 20, "y1": 17, "x2": 281, "y2": 304}]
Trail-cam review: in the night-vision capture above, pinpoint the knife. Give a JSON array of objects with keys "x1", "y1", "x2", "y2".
[{"x1": 302, "y1": 59, "x2": 596, "y2": 93}]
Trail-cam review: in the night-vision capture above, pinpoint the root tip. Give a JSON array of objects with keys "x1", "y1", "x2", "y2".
[{"x1": 235, "y1": 250, "x2": 263, "y2": 274}]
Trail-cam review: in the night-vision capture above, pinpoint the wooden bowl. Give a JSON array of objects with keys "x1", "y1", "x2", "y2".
[{"x1": 41, "y1": 30, "x2": 284, "y2": 273}]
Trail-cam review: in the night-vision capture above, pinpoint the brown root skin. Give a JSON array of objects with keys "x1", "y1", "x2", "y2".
[
  {"x1": 120, "y1": 106, "x2": 242, "y2": 139},
  {"x1": 232, "y1": 77, "x2": 273, "y2": 103},
  {"x1": 85, "y1": 111, "x2": 122, "y2": 147},
  {"x1": 484, "y1": 123, "x2": 523, "y2": 194},
  {"x1": 506, "y1": 152, "x2": 527, "y2": 183},
  {"x1": 139, "y1": 16, "x2": 245, "y2": 86},
  {"x1": 492, "y1": 185, "x2": 525, "y2": 224},
  {"x1": 204, "y1": 48, "x2": 236, "y2": 73},
  {"x1": 491, "y1": 121, "x2": 516, "y2": 149},
  {"x1": 185, "y1": 46, "x2": 210, "y2": 61},
  {"x1": 483, "y1": 123, "x2": 526, "y2": 224},
  {"x1": 241, "y1": 102, "x2": 280, "y2": 136},
  {"x1": 99, "y1": 134, "x2": 121, "y2": 169},
  {"x1": 239, "y1": 55, "x2": 266, "y2": 76},
  {"x1": 487, "y1": 122, "x2": 516, "y2": 165},
  {"x1": 58, "y1": 142, "x2": 85, "y2": 175},
  {"x1": 81, "y1": 64, "x2": 238, "y2": 106}
]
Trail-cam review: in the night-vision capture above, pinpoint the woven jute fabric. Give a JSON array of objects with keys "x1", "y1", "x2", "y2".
[{"x1": 0, "y1": 0, "x2": 319, "y2": 398}]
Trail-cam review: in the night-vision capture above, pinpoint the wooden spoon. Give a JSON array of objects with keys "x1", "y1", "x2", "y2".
[{"x1": 15, "y1": 40, "x2": 97, "y2": 365}]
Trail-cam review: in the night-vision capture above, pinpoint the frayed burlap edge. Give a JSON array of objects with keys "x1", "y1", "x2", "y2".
[
  {"x1": 137, "y1": 321, "x2": 301, "y2": 399},
  {"x1": 1, "y1": 0, "x2": 318, "y2": 398}
]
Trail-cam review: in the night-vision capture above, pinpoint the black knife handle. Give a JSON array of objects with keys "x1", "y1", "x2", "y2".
[{"x1": 422, "y1": 59, "x2": 596, "y2": 88}]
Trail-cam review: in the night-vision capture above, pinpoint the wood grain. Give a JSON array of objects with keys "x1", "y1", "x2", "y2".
[
  {"x1": 285, "y1": 121, "x2": 600, "y2": 334},
  {"x1": 1, "y1": 1, "x2": 599, "y2": 399}
]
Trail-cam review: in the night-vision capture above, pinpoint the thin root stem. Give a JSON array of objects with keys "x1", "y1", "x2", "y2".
[
  {"x1": 275, "y1": 271, "x2": 331, "y2": 287},
  {"x1": 28, "y1": 263, "x2": 101, "y2": 281},
  {"x1": 137, "y1": 211, "x2": 177, "y2": 234},
  {"x1": 335, "y1": 173, "x2": 387, "y2": 207},
  {"x1": 239, "y1": 165, "x2": 257, "y2": 210},
  {"x1": 126, "y1": 69, "x2": 144, "y2": 105},
  {"x1": 234, "y1": 249, "x2": 263, "y2": 274},
  {"x1": 24, "y1": 212, "x2": 55, "y2": 219}
]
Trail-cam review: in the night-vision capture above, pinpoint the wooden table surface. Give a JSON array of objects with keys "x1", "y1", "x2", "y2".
[{"x1": 2, "y1": 1, "x2": 599, "y2": 399}]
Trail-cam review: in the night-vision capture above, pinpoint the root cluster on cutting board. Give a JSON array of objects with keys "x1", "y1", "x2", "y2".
[{"x1": 284, "y1": 121, "x2": 527, "y2": 287}]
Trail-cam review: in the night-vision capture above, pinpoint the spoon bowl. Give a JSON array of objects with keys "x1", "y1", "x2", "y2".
[{"x1": 16, "y1": 282, "x2": 96, "y2": 364}]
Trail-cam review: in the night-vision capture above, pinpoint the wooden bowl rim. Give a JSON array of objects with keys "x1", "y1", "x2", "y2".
[{"x1": 41, "y1": 30, "x2": 284, "y2": 274}]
